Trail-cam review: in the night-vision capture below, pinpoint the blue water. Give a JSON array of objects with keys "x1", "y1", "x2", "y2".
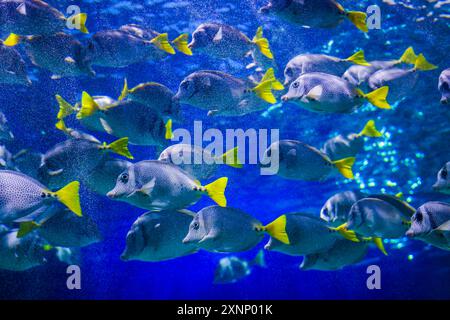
[{"x1": 1, "y1": 0, "x2": 450, "y2": 299}]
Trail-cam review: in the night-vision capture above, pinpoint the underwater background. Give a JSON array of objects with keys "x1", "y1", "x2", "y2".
[{"x1": 0, "y1": 0, "x2": 450, "y2": 299}]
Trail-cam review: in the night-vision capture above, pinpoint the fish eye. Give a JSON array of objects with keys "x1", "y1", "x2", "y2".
[
  {"x1": 285, "y1": 67, "x2": 293, "y2": 77},
  {"x1": 120, "y1": 173, "x2": 129, "y2": 184},
  {"x1": 41, "y1": 192, "x2": 46, "y2": 198},
  {"x1": 193, "y1": 222, "x2": 200, "y2": 230},
  {"x1": 415, "y1": 212, "x2": 423, "y2": 223},
  {"x1": 441, "y1": 168, "x2": 448, "y2": 179},
  {"x1": 292, "y1": 81, "x2": 300, "y2": 89}
]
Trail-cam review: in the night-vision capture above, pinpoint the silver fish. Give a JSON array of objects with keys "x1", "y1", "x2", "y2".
[
  {"x1": 433, "y1": 162, "x2": 450, "y2": 195},
  {"x1": 214, "y1": 250, "x2": 266, "y2": 284},
  {"x1": 0, "y1": 112, "x2": 14, "y2": 141},
  {"x1": 438, "y1": 68, "x2": 450, "y2": 104}
]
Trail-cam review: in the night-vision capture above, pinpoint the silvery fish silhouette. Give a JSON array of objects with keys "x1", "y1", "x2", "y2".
[
  {"x1": 0, "y1": 41, "x2": 30, "y2": 86},
  {"x1": 433, "y1": 162, "x2": 450, "y2": 195},
  {"x1": 214, "y1": 250, "x2": 266, "y2": 284},
  {"x1": 320, "y1": 190, "x2": 366, "y2": 226},
  {"x1": 438, "y1": 68, "x2": 450, "y2": 104},
  {"x1": 121, "y1": 210, "x2": 198, "y2": 262},
  {"x1": 0, "y1": 112, "x2": 14, "y2": 141}
]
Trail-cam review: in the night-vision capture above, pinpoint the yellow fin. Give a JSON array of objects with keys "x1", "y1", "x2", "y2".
[
  {"x1": 329, "y1": 223, "x2": 360, "y2": 242},
  {"x1": 17, "y1": 221, "x2": 40, "y2": 238},
  {"x1": 172, "y1": 33, "x2": 192, "y2": 56},
  {"x1": 261, "y1": 68, "x2": 284, "y2": 91},
  {"x1": 372, "y1": 237, "x2": 388, "y2": 256},
  {"x1": 252, "y1": 29, "x2": 273, "y2": 59},
  {"x1": 68, "y1": 13, "x2": 88, "y2": 34},
  {"x1": 252, "y1": 26, "x2": 264, "y2": 41},
  {"x1": 55, "y1": 95, "x2": 75, "y2": 119},
  {"x1": 252, "y1": 80, "x2": 276, "y2": 104},
  {"x1": 359, "y1": 120, "x2": 382, "y2": 137},
  {"x1": 414, "y1": 53, "x2": 437, "y2": 71},
  {"x1": 364, "y1": 86, "x2": 391, "y2": 109},
  {"x1": 215, "y1": 147, "x2": 243, "y2": 168},
  {"x1": 333, "y1": 157, "x2": 355, "y2": 179},
  {"x1": 346, "y1": 11, "x2": 368, "y2": 32},
  {"x1": 264, "y1": 215, "x2": 290, "y2": 245},
  {"x1": 150, "y1": 33, "x2": 175, "y2": 55},
  {"x1": 54, "y1": 181, "x2": 82, "y2": 217},
  {"x1": 55, "y1": 119, "x2": 68, "y2": 133},
  {"x1": 165, "y1": 119, "x2": 173, "y2": 140},
  {"x1": 204, "y1": 177, "x2": 228, "y2": 207},
  {"x1": 3, "y1": 33, "x2": 21, "y2": 47},
  {"x1": 77, "y1": 91, "x2": 99, "y2": 119},
  {"x1": 395, "y1": 192, "x2": 403, "y2": 199},
  {"x1": 345, "y1": 50, "x2": 370, "y2": 66},
  {"x1": 118, "y1": 78, "x2": 128, "y2": 101},
  {"x1": 398, "y1": 47, "x2": 418, "y2": 65},
  {"x1": 105, "y1": 137, "x2": 134, "y2": 159}
]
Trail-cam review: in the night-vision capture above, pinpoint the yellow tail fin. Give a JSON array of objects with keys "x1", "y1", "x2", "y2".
[
  {"x1": 252, "y1": 80, "x2": 276, "y2": 104},
  {"x1": 69, "y1": 13, "x2": 89, "y2": 34},
  {"x1": 17, "y1": 221, "x2": 40, "y2": 238},
  {"x1": 363, "y1": 86, "x2": 391, "y2": 109},
  {"x1": 165, "y1": 119, "x2": 173, "y2": 140},
  {"x1": 346, "y1": 11, "x2": 368, "y2": 32},
  {"x1": 204, "y1": 177, "x2": 228, "y2": 207},
  {"x1": 118, "y1": 78, "x2": 128, "y2": 101},
  {"x1": 215, "y1": 147, "x2": 243, "y2": 168},
  {"x1": 345, "y1": 50, "x2": 370, "y2": 66},
  {"x1": 54, "y1": 181, "x2": 82, "y2": 217},
  {"x1": 105, "y1": 137, "x2": 134, "y2": 159},
  {"x1": 398, "y1": 47, "x2": 418, "y2": 65},
  {"x1": 3, "y1": 33, "x2": 21, "y2": 47},
  {"x1": 264, "y1": 215, "x2": 290, "y2": 245},
  {"x1": 252, "y1": 27, "x2": 273, "y2": 59},
  {"x1": 414, "y1": 53, "x2": 437, "y2": 71},
  {"x1": 150, "y1": 33, "x2": 175, "y2": 55},
  {"x1": 359, "y1": 120, "x2": 382, "y2": 137},
  {"x1": 329, "y1": 223, "x2": 360, "y2": 242},
  {"x1": 261, "y1": 68, "x2": 284, "y2": 91},
  {"x1": 333, "y1": 157, "x2": 355, "y2": 179},
  {"x1": 55, "y1": 119, "x2": 68, "y2": 133},
  {"x1": 172, "y1": 33, "x2": 192, "y2": 56},
  {"x1": 372, "y1": 237, "x2": 388, "y2": 255},
  {"x1": 55, "y1": 95, "x2": 75, "y2": 119},
  {"x1": 77, "y1": 91, "x2": 99, "y2": 119}
]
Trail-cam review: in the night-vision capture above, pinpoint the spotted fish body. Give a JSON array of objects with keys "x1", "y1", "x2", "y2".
[{"x1": 0, "y1": 41, "x2": 30, "y2": 85}]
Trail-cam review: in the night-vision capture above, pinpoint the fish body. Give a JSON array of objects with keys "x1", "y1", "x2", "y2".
[
  {"x1": 320, "y1": 190, "x2": 366, "y2": 226},
  {"x1": 0, "y1": 144, "x2": 18, "y2": 170},
  {"x1": 342, "y1": 60, "x2": 398, "y2": 87},
  {"x1": 433, "y1": 162, "x2": 450, "y2": 194},
  {"x1": 0, "y1": 112, "x2": 14, "y2": 141},
  {"x1": 121, "y1": 210, "x2": 198, "y2": 262},
  {"x1": 322, "y1": 133, "x2": 364, "y2": 160},
  {"x1": 438, "y1": 68, "x2": 450, "y2": 104},
  {"x1": 368, "y1": 67, "x2": 417, "y2": 102},
  {"x1": 0, "y1": 41, "x2": 30, "y2": 85}
]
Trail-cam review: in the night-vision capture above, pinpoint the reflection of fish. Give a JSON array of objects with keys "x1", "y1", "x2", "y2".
[
  {"x1": 433, "y1": 162, "x2": 450, "y2": 195},
  {"x1": 0, "y1": 41, "x2": 30, "y2": 86},
  {"x1": 121, "y1": 210, "x2": 198, "y2": 262},
  {"x1": 438, "y1": 68, "x2": 450, "y2": 104},
  {"x1": 214, "y1": 250, "x2": 266, "y2": 284}
]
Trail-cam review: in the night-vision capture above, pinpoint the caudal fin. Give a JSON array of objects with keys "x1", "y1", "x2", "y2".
[
  {"x1": 345, "y1": 50, "x2": 370, "y2": 66},
  {"x1": 172, "y1": 33, "x2": 192, "y2": 56},
  {"x1": 106, "y1": 137, "x2": 134, "y2": 159},
  {"x1": 264, "y1": 215, "x2": 289, "y2": 245},
  {"x1": 414, "y1": 53, "x2": 438, "y2": 71},
  {"x1": 69, "y1": 13, "x2": 89, "y2": 34},
  {"x1": 77, "y1": 91, "x2": 99, "y2": 119},
  {"x1": 346, "y1": 11, "x2": 368, "y2": 32},
  {"x1": 165, "y1": 119, "x2": 173, "y2": 140},
  {"x1": 54, "y1": 181, "x2": 82, "y2": 217},
  {"x1": 118, "y1": 78, "x2": 128, "y2": 101},
  {"x1": 333, "y1": 157, "x2": 355, "y2": 179},
  {"x1": 55, "y1": 118, "x2": 69, "y2": 133},
  {"x1": 252, "y1": 27, "x2": 273, "y2": 59},
  {"x1": 55, "y1": 95, "x2": 75, "y2": 119},
  {"x1": 261, "y1": 68, "x2": 284, "y2": 91},
  {"x1": 362, "y1": 86, "x2": 391, "y2": 109},
  {"x1": 359, "y1": 120, "x2": 383, "y2": 137},
  {"x1": 398, "y1": 47, "x2": 418, "y2": 65},
  {"x1": 252, "y1": 80, "x2": 276, "y2": 104},
  {"x1": 215, "y1": 147, "x2": 243, "y2": 168},
  {"x1": 3, "y1": 33, "x2": 21, "y2": 47},
  {"x1": 329, "y1": 223, "x2": 360, "y2": 242},
  {"x1": 150, "y1": 33, "x2": 175, "y2": 55},
  {"x1": 204, "y1": 177, "x2": 228, "y2": 207}
]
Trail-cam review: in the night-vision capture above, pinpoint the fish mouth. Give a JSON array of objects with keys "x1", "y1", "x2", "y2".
[
  {"x1": 405, "y1": 230, "x2": 415, "y2": 238},
  {"x1": 106, "y1": 191, "x2": 119, "y2": 199},
  {"x1": 182, "y1": 237, "x2": 192, "y2": 244},
  {"x1": 281, "y1": 95, "x2": 290, "y2": 102}
]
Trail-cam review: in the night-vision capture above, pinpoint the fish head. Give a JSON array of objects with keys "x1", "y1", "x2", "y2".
[
  {"x1": 182, "y1": 214, "x2": 207, "y2": 245},
  {"x1": 189, "y1": 24, "x2": 211, "y2": 51},
  {"x1": 320, "y1": 199, "x2": 337, "y2": 224},
  {"x1": 406, "y1": 205, "x2": 432, "y2": 238},
  {"x1": 283, "y1": 60, "x2": 301, "y2": 86},
  {"x1": 281, "y1": 77, "x2": 306, "y2": 103},
  {"x1": 438, "y1": 70, "x2": 450, "y2": 104},
  {"x1": 342, "y1": 68, "x2": 360, "y2": 86},
  {"x1": 433, "y1": 162, "x2": 450, "y2": 194},
  {"x1": 107, "y1": 167, "x2": 136, "y2": 200},
  {"x1": 121, "y1": 223, "x2": 145, "y2": 261},
  {"x1": 173, "y1": 73, "x2": 203, "y2": 103}
]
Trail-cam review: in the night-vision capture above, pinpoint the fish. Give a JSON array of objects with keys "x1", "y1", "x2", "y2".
[
  {"x1": 118, "y1": 79, "x2": 181, "y2": 121},
  {"x1": 85, "y1": 24, "x2": 188, "y2": 68},
  {"x1": 345, "y1": 195, "x2": 416, "y2": 239},
  {"x1": 438, "y1": 68, "x2": 450, "y2": 104},
  {"x1": 188, "y1": 23, "x2": 273, "y2": 60},
  {"x1": 0, "y1": 41, "x2": 31, "y2": 86},
  {"x1": 320, "y1": 190, "x2": 366, "y2": 226},
  {"x1": 259, "y1": 0, "x2": 368, "y2": 32},
  {"x1": 342, "y1": 47, "x2": 418, "y2": 87},
  {"x1": 13, "y1": 150, "x2": 43, "y2": 180},
  {"x1": 283, "y1": 50, "x2": 370, "y2": 85},
  {"x1": 0, "y1": 226, "x2": 48, "y2": 271},
  {"x1": 0, "y1": 0, "x2": 88, "y2": 38},
  {"x1": 282, "y1": 72, "x2": 391, "y2": 113},
  {"x1": 75, "y1": 92, "x2": 173, "y2": 146},
  {"x1": 406, "y1": 202, "x2": 450, "y2": 251},
  {"x1": 0, "y1": 111, "x2": 14, "y2": 141},
  {"x1": 158, "y1": 144, "x2": 242, "y2": 180},
  {"x1": 0, "y1": 170, "x2": 81, "y2": 230},
  {"x1": 299, "y1": 238, "x2": 369, "y2": 271},
  {"x1": 182, "y1": 205, "x2": 289, "y2": 253},
  {"x1": 55, "y1": 118, "x2": 101, "y2": 143},
  {"x1": 261, "y1": 139, "x2": 356, "y2": 181},
  {"x1": 38, "y1": 136, "x2": 133, "y2": 189},
  {"x1": 368, "y1": 54, "x2": 437, "y2": 103},
  {"x1": 321, "y1": 119, "x2": 383, "y2": 161},
  {"x1": 0, "y1": 144, "x2": 22, "y2": 170},
  {"x1": 121, "y1": 210, "x2": 198, "y2": 262},
  {"x1": 37, "y1": 205, "x2": 102, "y2": 248},
  {"x1": 433, "y1": 162, "x2": 450, "y2": 195},
  {"x1": 264, "y1": 212, "x2": 358, "y2": 256},
  {"x1": 213, "y1": 250, "x2": 266, "y2": 284},
  {"x1": 106, "y1": 160, "x2": 228, "y2": 211},
  {"x1": 8, "y1": 32, "x2": 95, "y2": 79},
  {"x1": 174, "y1": 68, "x2": 283, "y2": 116}
]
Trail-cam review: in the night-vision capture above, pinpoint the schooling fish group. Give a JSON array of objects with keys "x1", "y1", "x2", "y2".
[{"x1": 0, "y1": 0, "x2": 449, "y2": 285}]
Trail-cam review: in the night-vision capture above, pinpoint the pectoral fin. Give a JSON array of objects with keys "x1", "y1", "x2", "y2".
[
  {"x1": 138, "y1": 178, "x2": 156, "y2": 196},
  {"x1": 305, "y1": 85, "x2": 323, "y2": 101},
  {"x1": 16, "y1": 3, "x2": 27, "y2": 15},
  {"x1": 213, "y1": 27, "x2": 223, "y2": 42},
  {"x1": 100, "y1": 118, "x2": 113, "y2": 135}
]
